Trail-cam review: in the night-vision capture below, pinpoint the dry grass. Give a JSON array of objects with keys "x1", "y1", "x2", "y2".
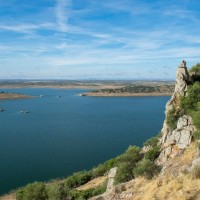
[
  {"x1": 0, "y1": 193, "x2": 15, "y2": 200},
  {"x1": 162, "y1": 142, "x2": 197, "y2": 177},
  {"x1": 117, "y1": 143, "x2": 200, "y2": 200},
  {"x1": 76, "y1": 176, "x2": 107, "y2": 191},
  {"x1": 124, "y1": 175, "x2": 200, "y2": 200}
]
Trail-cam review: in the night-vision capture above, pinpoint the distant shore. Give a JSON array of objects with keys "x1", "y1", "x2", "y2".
[
  {"x1": 80, "y1": 92, "x2": 172, "y2": 97},
  {"x1": 0, "y1": 84, "x2": 124, "y2": 90}
]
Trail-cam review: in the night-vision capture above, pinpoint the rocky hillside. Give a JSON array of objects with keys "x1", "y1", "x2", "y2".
[
  {"x1": 1, "y1": 61, "x2": 200, "y2": 200},
  {"x1": 88, "y1": 61, "x2": 200, "y2": 199}
]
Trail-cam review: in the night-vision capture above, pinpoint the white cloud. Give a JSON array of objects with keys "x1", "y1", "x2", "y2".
[{"x1": 55, "y1": 0, "x2": 71, "y2": 32}]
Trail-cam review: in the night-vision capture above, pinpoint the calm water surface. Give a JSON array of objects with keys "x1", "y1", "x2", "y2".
[{"x1": 0, "y1": 88, "x2": 169, "y2": 194}]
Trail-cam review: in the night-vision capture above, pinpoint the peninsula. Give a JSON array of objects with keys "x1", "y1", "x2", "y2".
[{"x1": 81, "y1": 83, "x2": 175, "y2": 97}]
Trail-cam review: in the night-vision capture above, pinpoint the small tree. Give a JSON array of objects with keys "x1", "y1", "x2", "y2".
[
  {"x1": 133, "y1": 159, "x2": 161, "y2": 180},
  {"x1": 16, "y1": 182, "x2": 47, "y2": 200}
]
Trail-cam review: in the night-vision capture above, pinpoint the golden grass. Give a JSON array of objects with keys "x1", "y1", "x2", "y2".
[
  {"x1": 125, "y1": 174, "x2": 200, "y2": 200},
  {"x1": 121, "y1": 143, "x2": 200, "y2": 200},
  {"x1": 0, "y1": 193, "x2": 15, "y2": 200}
]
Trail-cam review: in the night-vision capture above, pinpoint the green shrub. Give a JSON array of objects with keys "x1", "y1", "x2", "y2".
[
  {"x1": 166, "y1": 106, "x2": 179, "y2": 130},
  {"x1": 115, "y1": 146, "x2": 142, "y2": 184},
  {"x1": 190, "y1": 110, "x2": 200, "y2": 130},
  {"x1": 67, "y1": 180, "x2": 107, "y2": 200},
  {"x1": 133, "y1": 159, "x2": 161, "y2": 180},
  {"x1": 91, "y1": 164, "x2": 107, "y2": 178},
  {"x1": 115, "y1": 162, "x2": 134, "y2": 184},
  {"x1": 144, "y1": 146, "x2": 160, "y2": 161},
  {"x1": 180, "y1": 82, "x2": 200, "y2": 112},
  {"x1": 64, "y1": 171, "x2": 92, "y2": 189},
  {"x1": 193, "y1": 130, "x2": 200, "y2": 141},
  {"x1": 143, "y1": 134, "x2": 161, "y2": 147},
  {"x1": 46, "y1": 183, "x2": 67, "y2": 200},
  {"x1": 189, "y1": 63, "x2": 200, "y2": 81},
  {"x1": 191, "y1": 165, "x2": 200, "y2": 179},
  {"x1": 91, "y1": 179, "x2": 107, "y2": 196},
  {"x1": 91, "y1": 158, "x2": 117, "y2": 178},
  {"x1": 189, "y1": 63, "x2": 200, "y2": 74},
  {"x1": 116, "y1": 146, "x2": 142, "y2": 164},
  {"x1": 16, "y1": 182, "x2": 47, "y2": 200}
]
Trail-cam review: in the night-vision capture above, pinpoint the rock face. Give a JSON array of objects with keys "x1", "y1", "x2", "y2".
[
  {"x1": 158, "y1": 60, "x2": 195, "y2": 165},
  {"x1": 89, "y1": 167, "x2": 118, "y2": 200},
  {"x1": 165, "y1": 60, "x2": 190, "y2": 112},
  {"x1": 158, "y1": 115, "x2": 195, "y2": 164}
]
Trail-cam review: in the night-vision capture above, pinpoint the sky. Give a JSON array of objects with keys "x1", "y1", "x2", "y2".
[{"x1": 0, "y1": 0, "x2": 200, "y2": 80}]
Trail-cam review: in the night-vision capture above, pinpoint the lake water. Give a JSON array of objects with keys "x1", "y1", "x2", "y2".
[{"x1": 0, "y1": 88, "x2": 169, "y2": 195}]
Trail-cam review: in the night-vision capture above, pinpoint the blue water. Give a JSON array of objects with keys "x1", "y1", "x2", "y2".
[{"x1": 0, "y1": 88, "x2": 169, "y2": 195}]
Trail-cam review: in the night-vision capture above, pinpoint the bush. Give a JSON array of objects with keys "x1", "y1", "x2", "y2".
[
  {"x1": 189, "y1": 63, "x2": 200, "y2": 81},
  {"x1": 16, "y1": 182, "x2": 47, "y2": 200},
  {"x1": 46, "y1": 183, "x2": 67, "y2": 200},
  {"x1": 144, "y1": 146, "x2": 160, "y2": 161},
  {"x1": 133, "y1": 159, "x2": 161, "y2": 180},
  {"x1": 191, "y1": 165, "x2": 200, "y2": 179},
  {"x1": 116, "y1": 146, "x2": 142, "y2": 164},
  {"x1": 64, "y1": 171, "x2": 92, "y2": 189},
  {"x1": 91, "y1": 158, "x2": 116, "y2": 178},
  {"x1": 67, "y1": 180, "x2": 107, "y2": 200},
  {"x1": 166, "y1": 106, "x2": 179, "y2": 130},
  {"x1": 180, "y1": 82, "x2": 200, "y2": 112},
  {"x1": 115, "y1": 162, "x2": 134, "y2": 184},
  {"x1": 190, "y1": 110, "x2": 200, "y2": 130},
  {"x1": 115, "y1": 146, "x2": 142, "y2": 184},
  {"x1": 143, "y1": 134, "x2": 161, "y2": 147},
  {"x1": 193, "y1": 130, "x2": 200, "y2": 141}
]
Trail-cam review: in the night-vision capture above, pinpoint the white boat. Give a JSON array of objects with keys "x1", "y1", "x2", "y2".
[{"x1": 20, "y1": 110, "x2": 30, "y2": 114}]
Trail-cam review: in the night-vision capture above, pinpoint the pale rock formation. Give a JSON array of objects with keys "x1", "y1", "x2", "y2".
[
  {"x1": 158, "y1": 115, "x2": 195, "y2": 164},
  {"x1": 158, "y1": 60, "x2": 195, "y2": 165}
]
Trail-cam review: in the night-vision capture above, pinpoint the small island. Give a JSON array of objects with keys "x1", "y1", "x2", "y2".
[{"x1": 0, "y1": 91, "x2": 32, "y2": 100}]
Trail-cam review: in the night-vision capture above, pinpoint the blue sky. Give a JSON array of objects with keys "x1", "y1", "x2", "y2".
[{"x1": 0, "y1": 0, "x2": 200, "y2": 80}]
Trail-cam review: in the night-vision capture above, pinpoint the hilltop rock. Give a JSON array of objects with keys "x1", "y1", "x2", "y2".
[{"x1": 165, "y1": 60, "x2": 190, "y2": 112}]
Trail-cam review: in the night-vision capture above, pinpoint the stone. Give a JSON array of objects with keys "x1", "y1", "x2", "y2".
[
  {"x1": 192, "y1": 157, "x2": 200, "y2": 167},
  {"x1": 177, "y1": 115, "x2": 189, "y2": 129},
  {"x1": 174, "y1": 60, "x2": 190, "y2": 96}
]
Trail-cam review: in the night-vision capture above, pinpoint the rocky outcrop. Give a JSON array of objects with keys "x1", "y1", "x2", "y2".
[
  {"x1": 158, "y1": 115, "x2": 195, "y2": 164},
  {"x1": 158, "y1": 60, "x2": 195, "y2": 165},
  {"x1": 165, "y1": 60, "x2": 190, "y2": 112}
]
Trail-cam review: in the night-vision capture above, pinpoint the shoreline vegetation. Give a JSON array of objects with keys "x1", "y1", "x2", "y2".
[{"x1": 83, "y1": 92, "x2": 172, "y2": 97}]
